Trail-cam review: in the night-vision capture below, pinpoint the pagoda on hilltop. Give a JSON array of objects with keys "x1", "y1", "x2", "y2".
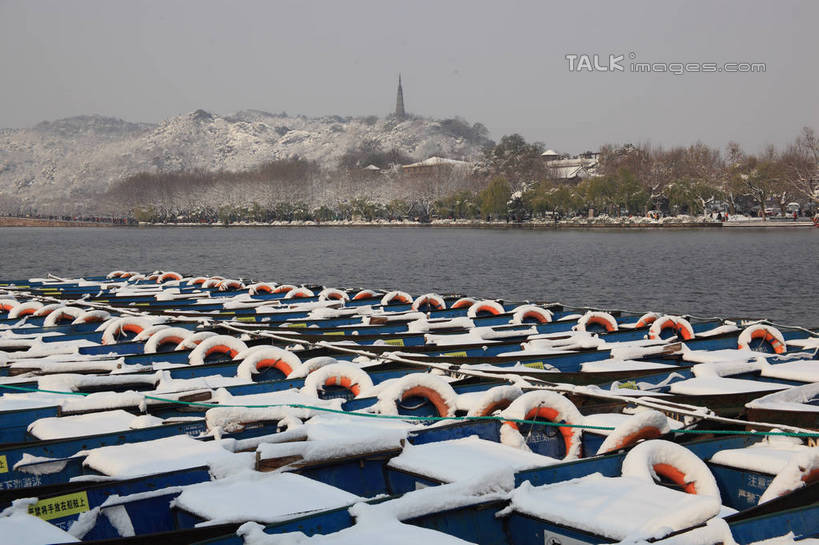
[{"x1": 395, "y1": 74, "x2": 406, "y2": 119}]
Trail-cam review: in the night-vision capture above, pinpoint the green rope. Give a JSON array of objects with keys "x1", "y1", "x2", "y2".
[{"x1": 2, "y1": 382, "x2": 817, "y2": 437}]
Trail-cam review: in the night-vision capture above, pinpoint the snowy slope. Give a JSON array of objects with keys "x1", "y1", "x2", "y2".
[{"x1": 0, "y1": 110, "x2": 490, "y2": 212}]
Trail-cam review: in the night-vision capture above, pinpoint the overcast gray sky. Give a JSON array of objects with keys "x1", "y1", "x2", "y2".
[{"x1": 1, "y1": 0, "x2": 817, "y2": 153}]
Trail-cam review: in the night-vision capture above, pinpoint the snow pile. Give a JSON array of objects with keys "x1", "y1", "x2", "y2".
[
  {"x1": 758, "y1": 448, "x2": 819, "y2": 503},
  {"x1": 83, "y1": 435, "x2": 254, "y2": 478},
  {"x1": 27, "y1": 409, "x2": 159, "y2": 440},
  {"x1": 710, "y1": 435, "x2": 813, "y2": 475},
  {"x1": 172, "y1": 472, "x2": 361, "y2": 524},
  {"x1": 0, "y1": 499, "x2": 80, "y2": 544},
  {"x1": 503, "y1": 474, "x2": 720, "y2": 542},
  {"x1": 205, "y1": 389, "x2": 344, "y2": 432},
  {"x1": 746, "y1": 383, "x2": 819, "y2": 412},
  {"x1": 388, "y1": 436, "x2": 558, "y2": 483},
  {"x1": 668, "y1": 377, "x2": 790, "y2": 396}
]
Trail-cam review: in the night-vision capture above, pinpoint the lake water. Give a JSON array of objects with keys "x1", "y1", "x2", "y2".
[{"x1": 1, "y1": 226, "x2": 817, "y2": 326}]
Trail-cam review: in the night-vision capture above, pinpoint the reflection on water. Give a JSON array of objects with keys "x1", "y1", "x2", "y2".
[{"x1": 1, "y1": 226, "x2": 816, "y2": 326}]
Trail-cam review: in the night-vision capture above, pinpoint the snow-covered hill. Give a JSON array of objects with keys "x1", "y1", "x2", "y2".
[{"x1": 0, "y1": 110, "x2": 491, "y2": 212}]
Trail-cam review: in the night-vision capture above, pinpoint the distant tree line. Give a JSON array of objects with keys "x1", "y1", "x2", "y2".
[{"x1": 101, "y1": 127, "x2": 817, "y2": 223}]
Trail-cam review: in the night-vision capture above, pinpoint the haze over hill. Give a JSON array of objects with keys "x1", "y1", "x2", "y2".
[{"x1": 0, "y1": 109, "x2": 491, "y2": 213}]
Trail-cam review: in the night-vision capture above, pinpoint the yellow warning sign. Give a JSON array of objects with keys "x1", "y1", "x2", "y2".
[
  {"x1": 442, "y1": 351, "x2": 467, "y2": 358},
  {"x1": 28, "y1": 491, "x2": 90, "y2": 521},
  {"x1": 384, "y1": 339, "x2": 405, "y2": 346},
  {"x1": 523, "y1": 361, "x2": 544, "y2": 369},
  {"x1": 0, "y1": 455, "x2": 8, "y2": 473}
]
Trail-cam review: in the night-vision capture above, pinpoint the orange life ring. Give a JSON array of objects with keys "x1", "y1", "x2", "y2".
[
  {"x1": 352, "y1": 289, "x2": 378, "y2": 300},
  {"x1": 467, "y1": 300, "x2": 504, "y2": 318},
  {"x1": 157, "y1": 272, "x2": 182, "y2": 283},
  {"x1": 412, "y1": 294, "x2": 446, "y2": 311},
  {"x1": 621, "y1": 439, "x2": 721, "y2": 498},
  {"x1": 503, "y1": 406, "x2": 577, "y2": 457},
  {"x1": 499, "y1": 391, "x2": 584, "y2": 459},
  {"x1": 255, "y1": 357, "x2": 296, "y2": 377},
  {"x1": 381, "y1": 291, "x2": 412, "y2": 306},
  {"x1": 575, "y1": 311, "x2": 618, "y2": 333},
  {"x1": 273, "y1": 284, "x2": 296, "y2": 294},
  {"x1": 648, "y1": 316, "x2": 694, "y2": 341},
  {"x1": 635, "y1": 312, "x2": 660, "y2": 328},
  {"x1": 451, "y1": 297, "x2": 477, "y2": 310},
  {"x1": 401, "y1": 385, "x2": 451, "y2": 417},
  {"x1": 738, "y1": 324, "x2": 786, "y2": 354}
]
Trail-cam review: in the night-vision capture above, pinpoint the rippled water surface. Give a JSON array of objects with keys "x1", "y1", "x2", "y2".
[{"x1": 2, "y1": 226, "x2": 817, "y2": 326}]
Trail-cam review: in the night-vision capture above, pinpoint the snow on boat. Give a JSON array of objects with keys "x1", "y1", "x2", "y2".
[{"x1": 0, "y1": 271, "x2": 816, "y2": 544}]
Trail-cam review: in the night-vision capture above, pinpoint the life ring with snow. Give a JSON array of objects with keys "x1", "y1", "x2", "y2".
[
  {"x1": 119, "y1": 271, "x2": 138, "y2": 279},
  {"x1": 187, "y1": 276, "x2": 209, "y2": 286},
  {"x1": 218, "y1": 279, "x2": 244, "y2": 291},
  {"x1": 467, "y1": 300, "x2": 504, "y2": 318},
  {"x1": 157, "y1": 271, "x2": 182, "y2": 283},
  {"x1": 144, "y1": 327, "x2": 191, "y2": 353},
  {"x1": 248, "y1": 283, "x2": 276, "y2": 295},
  {"x1": 236, "y1": 347, "x2": 303, "y2": 380},
  {"x1": 33, "y1": 303, "x2": 63, "y2": 317},
  {"x1": 318, "y1": 288, "x2": 350, "y2": 302},
  {"x1": 466, "y1": 385, "x2": 523, "y2": 417},
  {"x1": 574, "y1": 311, "x2": 618, "y2": 333},
  {"x1": 381, "y1": 291, "x2": 412, "y2": 306},
  {"x1": 175, "y1": 330, "x2": 218, "y2": 350},
  {"x1": 758, "y1": 449, "x2": 819, "y2": 504},
  {"x1": 71, "y1": 310, "x2": 111, "y2": 325},
  {"x1": 510, "y1": 305, "x2": 552, "y2": 325},
  {"x1": 43, "y1": 306, "x2": 83, "y2": 326},
  {"x1": 202, "y1": 278, "x2": 223, "y2": 289},
  {"x1": 126, "y1": 274, "x2": 146, "y2": 282},
  {"x1": 377, "y1": 374, "x2": 457, "y2": 417},
  {"x1": 284, "y1": 287, "x2": 315, "y2": 299},
  {"x1": 302, "y1": 363, "x2": 373, "y2": 398},
  {"x1": 285, "y1": 356, "x2": 340, "y2": 379},
  {"x1": 107, "y1": 270, "x2": 126, "y2": 279},
  {"x1": 648, "y1": 316, "x2": 695, "y2": 341},
  {"x1": 595, "y1": 410, "x2": 671, "y2": 455},
  {"x1": 8, "y1": 301, "x2": 44, "y2": 319},
  {"x1": 451, "y1": 297, "x2": 477, "y2": 310},
  {"x1": 133, "y1": 324, "x2": 168, "y2": 342},
  {"x1": 146, "y1": 273, "x2": 161, "y2": 282},
  {"x1": 499, "y1": 391, "x2": 584, "y2": 459},
  {"x1": 737, "y1": 324, "x2": 786, "y2": 354},
  {"x1": 101, "y1": 317, "x2": 153, "y2": 345},
  {"x1": 412, "y1": 293, "x2": 446, "y2": 312},
  {"x1": 352, "y1": 289, "x2": 379, "y2": 301},
  {"x1": 0, "y1": 299, "x2": 19, "y2": 313},
  {"x1": 188, "y1": 335, "x2": 248, "y2": 365},
  {"x1": 635, "y1": 312, "x2": 660, "y2": 328},
  {"x1": 273, "y1": 284, "x2": 296, "y2": 294},
  {"x1": 621, "y1": 439, "x2": 721, "y2": 498}
]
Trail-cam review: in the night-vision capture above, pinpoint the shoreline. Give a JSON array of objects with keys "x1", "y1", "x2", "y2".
[{"x1": 1, "y1": 216, "x2": 815, "y2": 229}]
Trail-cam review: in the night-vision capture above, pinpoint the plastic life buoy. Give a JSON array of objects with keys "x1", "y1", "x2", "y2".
[
  {"x1": 302, "y1": 363, "x2": 373, "y2": 398},
  {"x1": 33, "y1": 303, "x2": 63, "y2": 317},
  {"x1": 574, "y1": 311, "x2": 618, "y2": 333},
  {"x1": 451, "y1": 297, "x2": 477, "y2": 310},
  {"x1": 101, "y1": 317, "x2": 153, "y2": 345},
  {"x1": 467, "y1": 300, "x2": 505, "y2": 318},
  {"x1": 758, "y1": 449, "x2": 819, "y2": 504},
  {"x1": 499, "y1": 391, "x2": 584, "y2": 459},
  {"x1": 380, "y1": 291, "x2": 412, "y2": 306},
  {"x1": 284, "y1": 356, "x2": 340, "y2": 379},
  {"x1": 737, "y1": 324, "x2": 787, "y2": 354},
  {"x1": 248, "y1": 283, "x2": 276, "y2": 295},
  {"x1": 621, "y1": 439, "x2": 721, "y2": 499},
  {"x1": 510, "y1": 305, "x2": 553, "y2": 325},
  {"x1": 318, "y1": 288, "x2": 350, "y2": 302},
  {"x1": 284, "y1": 287, "x2": 315, "y2": 299},
  {"x1": 0, "y1": 299, "x2": 19, "y2": 313},
  {"x1": 107, "y1": 270, "x2": 126, "y2": 279},
  {"x1": 635, "y1": 312, "x2": 660, "y2": 328},
  {"x1": 235, "y1": 346, "x2": 303, "y2": 380},
  {"x1": 43, "y1": 306, "x2": 83, "y2": 327},
  {"x1": 648, "y1": 316, "x2": 695, "y2": 341},
  {"x1": 146, "y1": 273, "x2": 161, "y2": 282},
  {"x1": 352, "y1": 289, "x2": 379, "y2": 301},
  {"x1": 218, "y1": 279, "x2": 244, "y2": 291},
  {"x1": 596, "y1": 410, "x2": 671, "y2": 455},
  {"x1": 175, "y1": 331, "x2": 217, "y2": 350},
  {"x1": 188, "y1": 335, "x2": 248, "y2": 365},
  {"x1": 466, "y1": 385, "x2": 523, "y2": 417},
  {"x1": 133, "y1": 324, "x2": 168, "y2": 342},
  {"x1": 377, "y1": 374, "x2": 457, "y2": 417},
  {"x1": 201, "y1": 278, "x2": 222, "y2": 289},
  {"x1": 412, "y1": 293, "x2": 446, "y2": 312},
  {"x1": 187, "y1": 277, "x2": 209, "y2": 286},
  {"x1": 273, "y1": 284, "x2": 296, "y2": 294},
  {"x1": 157, "y1": 271, "x2": 182, "y2": 283},
  {"x1": 144, "y1": 327, "x2": 192, "y2": 353},
  {"x1": 8, "y1": 301, "x2": 44, "y2": 319},
  {"x1": 71, "y1": 310, "x2": 111, "y2": 325}
]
